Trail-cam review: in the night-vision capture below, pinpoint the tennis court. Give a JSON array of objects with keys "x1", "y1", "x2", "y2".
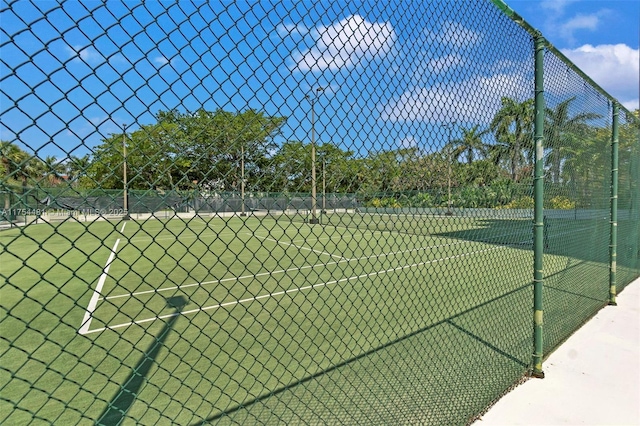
[
  {"x1": 78, "y1": 213, "x2": 537, "y2": 334},
  {"x1": 2, "y1": 211, "x2": 617, "y2": 424}
]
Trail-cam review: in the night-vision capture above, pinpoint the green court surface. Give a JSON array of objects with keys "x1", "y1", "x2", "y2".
[{"x1": 0, "y1": 213, "x2": 620, "y2": 424}]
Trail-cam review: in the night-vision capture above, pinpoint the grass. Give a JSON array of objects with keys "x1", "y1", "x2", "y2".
[{"x1": 0, "y1": 212, "x2": 634, "y2": 424}]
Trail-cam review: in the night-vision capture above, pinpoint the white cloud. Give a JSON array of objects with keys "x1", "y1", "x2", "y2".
[
  {"x1": 380, "y1": 73, "x2": 531, "y2": 124},
  {"x1": 289, "y1": 15, "x2": 396, "y2": 71},
  {"x1": 562, "y1": 13, "x2": 599, "y2": 32},
  {"x1": 66, "y1": 45, "x2": 104, "y2": 64},
  {"x1": 622, "y1": 99, "x2": 639, "y2": 112},
  {"x1": 540, "y1": 0, "x2": 578, "y2": 14},
  {"x1": 153, "y1": 56, "x2": 169, "y2": 66},
  {"x1": 559, "y1": 13, "x2": 601, "y2": 41},
  {"x1": 426, "y1": 54, "x2": 463, "y2": 73},
  {"x1": 277, "y1": 23, "x2": 307, "y2": 38},
  {"x1": 400, "y1": 136, "x2": 419, "y2": 149},
  {"x1": 152, "y1": 56, "x2": 181, "y2": 67},
  {"x1": 423, "y1": 22, "x2": 482, "y2": 48},
  {"x1": 561, "y1": 44, "x2": 640, "y2": 110}
]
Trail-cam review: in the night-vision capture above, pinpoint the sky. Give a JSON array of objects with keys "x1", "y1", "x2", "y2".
[
  {"x1": 0, "y1": 0, "x2": 638, "y2": 161},
  {"x1": 508, "y1": 0, "x2": 639, "y2": 111}
]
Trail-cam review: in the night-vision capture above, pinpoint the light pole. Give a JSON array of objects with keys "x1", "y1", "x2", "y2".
[
  {"x1": 307, "y1": 87, "x2": 324, "y2": 224},
  {"x1": 240, "y1": 143, "x2": 246, "y2": 216},
  {"x1": 122, "y1": 125, "x2": 130, "y2": 220},
  {"x1": 442, "y1": 122, "x2": 456, "y2": 216},
  {"x1": 322, "y1": 157, "x2": 326, "y2": 214}
]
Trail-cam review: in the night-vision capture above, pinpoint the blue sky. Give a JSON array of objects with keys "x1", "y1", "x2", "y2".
[
  {"x1": 1, "y1": 0, "x2": 638, "y2": 161},
  {"x1": 509, "y1": 0, "x2": 639, "y2": 111}
]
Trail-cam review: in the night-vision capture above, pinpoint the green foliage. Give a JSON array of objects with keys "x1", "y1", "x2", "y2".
[
  {"x1": 490, "y1": 97, "x2": 535, "y2": 182},
  {"x1": 5, "y1": 97, "x2": 627, "y2": 208},
  {"x1": 498, "y1": 196, "x2": 534, "y2": 209},
  {"x1": 86, "y1": 109, "x2": 287, "y2": 191},
  {"x1": 546, "y1": 195, "x2": 576, "y2": 209},
  {"x1": 408, "y1": 192, "x2": 433, "y2": 207},
  {"x1": 369, "y1": 197, "x2": 401, "y2": 208}
]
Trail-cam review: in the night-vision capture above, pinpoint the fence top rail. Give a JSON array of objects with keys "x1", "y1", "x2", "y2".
[{"x1": 490, "y1": 0, "x2": 638, "y2": 122}]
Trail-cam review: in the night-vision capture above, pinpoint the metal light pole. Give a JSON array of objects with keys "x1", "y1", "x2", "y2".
[
  {"x1": 443, "y1": 122, "x2": 456, "y2": 216},
  {"x1": 322, "y1": 158, "x2": 326, "y2": 214},
  {"x1": 240, "y1": 144, "x2": 246, "y2": 216},
  {"x1": 307, "y1": 87, "x2": 324, "y2": 224},
  {"x1": 122, "y1": 125, "x2": 130, "y2": 220}
]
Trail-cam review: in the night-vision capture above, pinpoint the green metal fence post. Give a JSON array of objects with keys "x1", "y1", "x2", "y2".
[
  {"x1": 532, "y1": 32, "x2": 545, "y2": 379},
  {"x1": 609, "y1": 103, "x2": 619, "y2": 305}
]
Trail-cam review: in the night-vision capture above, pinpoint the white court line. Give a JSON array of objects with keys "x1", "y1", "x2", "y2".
[
  {"x1": 83, "y1": 244, "x2": 510, "y2": 334},
  {"x1": 78, "y1": 238, "x2": 121, "y2": 335},
  {"x1": 101, "y1": 240, "x2": 471, "y2": 301},
  {"x1": 128, "y1": 228, "x2": 254, "y2": 245},
  {"x1": 120, "y1": 222, "x2": 126, "y2": 233},
  {"x1": 254, "y1": 234, "x2": 348, "y2": 260}
]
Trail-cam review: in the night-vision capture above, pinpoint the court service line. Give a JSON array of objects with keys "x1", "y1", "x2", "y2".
[
  {"x1": 101, "y1": 240, "x2": 472, "y2": 301},
  {"x1": 83, "y1": 244, "x2": 508, "y2": 334},
  {"x1": 120, "y1": 222, "x2": 126, "y2": 233},
  {"x1": 254, "y1": 234, "x2": 348, "y2": 260},
  {"x1": 78, "y1": 238, "x2": 121, "y2": 335}
]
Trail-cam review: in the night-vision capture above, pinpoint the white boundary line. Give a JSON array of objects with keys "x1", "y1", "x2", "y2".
[
  {"x1": 78, "y1": 238, "x2": 121, "y2": 335},
  {"x1": 254, "y1": 234, "x2": 348, "y2": 260},
  {"x1": 82, "y1": 244, "x2": 511, "y2": 335},
  {"x1": 101, "y1": 240, "x2": 472, "y2": 301}
]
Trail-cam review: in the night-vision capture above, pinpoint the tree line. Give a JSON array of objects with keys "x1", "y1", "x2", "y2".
[{"x1": 2, "y1": 100, "x2": 638, "y2": 209}]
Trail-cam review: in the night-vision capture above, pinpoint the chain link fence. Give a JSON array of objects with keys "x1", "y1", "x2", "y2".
[{"x1": 1, "y1": 0, "x2": 638, "y2": 424}]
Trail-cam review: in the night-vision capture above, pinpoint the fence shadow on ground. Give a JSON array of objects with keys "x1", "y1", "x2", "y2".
[
  {"x1": 97, "y1": 296, "x2": 187, "y2": 425},
  {"x1": 191, "y1": 284, "x2": 531, "y2": 425}
]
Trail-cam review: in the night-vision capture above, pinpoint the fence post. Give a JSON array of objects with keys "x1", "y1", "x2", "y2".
[
  {"x1": 532, "y1": 32, "x2": 545, "y2": 379},
  {"x1": 609, "y1": 103, "x2": 619, "y2": 305}
]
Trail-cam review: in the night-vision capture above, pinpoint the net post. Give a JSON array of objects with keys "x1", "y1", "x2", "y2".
[
  {"x1": 608, "y1": 103, "x2": 619, "y2": 306},
  {"x1": 531, "y1": 32, "x2": 545, "y2": 379}
]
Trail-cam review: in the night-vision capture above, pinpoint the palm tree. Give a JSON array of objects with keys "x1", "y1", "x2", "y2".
[
  {"x1": 450, "y1": 125, "x2": 490, "y2": 163},
  {"x1": 66, "y1": 155, "x2": 91, "y2": 187},
  {"x1": 544, "y1": 97, "x2": 602, "y2": 183},
  {"x1": 1, "y1": 141, "x2": 25, "y2": 210},
  {"x1": 490, "y1": 97, "x2": 534, "y2": 181},
  {"x1": 0, "y1": 141, "x2": 25, "y2": 181},
  {"x1": 42, "y1": 155, "x2": 66, "y2": 186},
  {"x1": 0, "y1": 141, "x2": 36, "y2": 205}
]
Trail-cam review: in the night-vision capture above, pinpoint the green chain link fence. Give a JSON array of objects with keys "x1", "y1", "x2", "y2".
[{"x1": 1, "y1": 0, "x2": 638, "y2": 424}]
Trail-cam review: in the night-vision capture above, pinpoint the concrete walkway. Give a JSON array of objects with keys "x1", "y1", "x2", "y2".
[{"x1": 475, "y1": 277, "x2": 640, "y2": 425}]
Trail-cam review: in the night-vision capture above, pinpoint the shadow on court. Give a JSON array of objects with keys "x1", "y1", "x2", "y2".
[
  {"x1": 434, "y1": 217, "x2": 639, "y2": 268},
  {"x1": 190, "y1": 284, "x2": 532, "y2": 425},
  {"x1": 188, "y1": 219, "x2": 638, "y2": 424},
  {"x1": 97, "y1": 295, "x2": 187, "y2": 426}
]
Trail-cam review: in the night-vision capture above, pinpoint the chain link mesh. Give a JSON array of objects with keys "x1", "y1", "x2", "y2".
[
  {"x1": 1, "y1": 0, "x2": 638, "y2": 424},
  {"x1": 616, "y1": 110, "x2": 640, "y2": 292}
]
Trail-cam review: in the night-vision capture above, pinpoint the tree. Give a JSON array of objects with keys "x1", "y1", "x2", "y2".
[
  {"x1": 41, "y1": 155, "x2": 66, "y2": 186},
  {"x1": 450, "y1": 125, "x2": 490, "y2": 164},
  {"x1": 0, "y1": 141, "x2": 37, "y2": 188},
  {"x1": 269, "y1": 140, "x2": 311, "y2": 192},
  {"x1": 65, "y1": 155, "x2": 91, "y2": 188},
  {"x1": 544, "y1": 97, "x2": 602, "y2": 183},
  {"x1": 316, "y1": 143, "x2": 358, "y2": 194},
  {"x1": 86, "y1": 109, "x2": 287, "y2": 191},
  {"x1": 1, "y1": 141, "x2": 28, "y2": 183},
  {"x1": 157, "y1": 109, "x2": 286, "y2": 191},
  {"x1": 490, "y1": 97, "x2": 534, "y2": 181},
  {"x1": 1, "y1": 141, "x2": 27, "y2": 210}
]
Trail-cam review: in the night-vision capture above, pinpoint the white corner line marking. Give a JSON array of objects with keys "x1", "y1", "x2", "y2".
[
  {"x1": 83, "y1": 244, "x2": 510, "y2": 334},
  {"x1": 78, "y1": 238, "x2": 121, "y2": 335}
]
